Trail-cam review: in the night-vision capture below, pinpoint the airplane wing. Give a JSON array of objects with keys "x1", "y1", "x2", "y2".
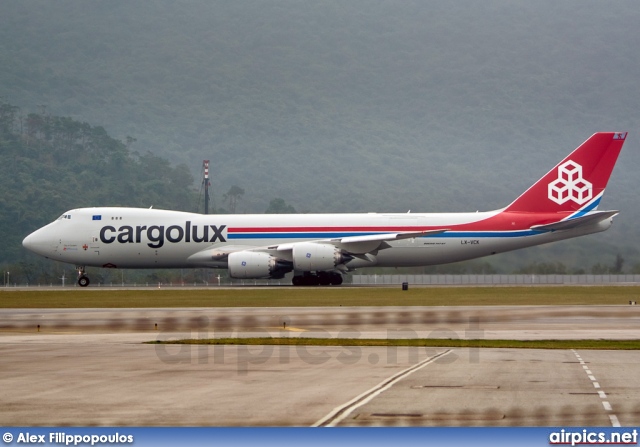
[
  {"x1": 186, "y1": 230, "x2": 448, "y2": 264},
  {"x1": 531, "y1": 211, "x2": 618, "y2": 232},
  {"x1": 272, "y1": 229, "x2": 448, "y2": 255},
  {"x1": 334, "y1": 229, "x2": 447, "y2": 244}
]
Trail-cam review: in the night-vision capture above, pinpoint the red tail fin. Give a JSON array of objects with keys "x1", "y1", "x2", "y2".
[{"x1": 504, "y1": 132, "x2": 627, "y2": 213}]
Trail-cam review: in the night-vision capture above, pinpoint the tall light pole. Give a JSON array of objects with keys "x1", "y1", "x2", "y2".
[
  {"x1": 6, "y1": 271, "x2": 9, "y2": 287},
  {"x1": 203, "y1": 160, "x2": 210, "y2": 214}
]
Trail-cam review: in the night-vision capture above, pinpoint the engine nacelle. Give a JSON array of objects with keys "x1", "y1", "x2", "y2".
[
  {"x1": 228, "y1": 251, "x2": 292, "y2": 279},
  {"x1": 292, "y1": 242, "x2": 346, "y2": 271}
]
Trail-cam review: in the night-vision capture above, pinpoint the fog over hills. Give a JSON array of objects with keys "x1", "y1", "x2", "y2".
[{"x1": 1, "y1": 1, "x2": 639, "y2": 270}]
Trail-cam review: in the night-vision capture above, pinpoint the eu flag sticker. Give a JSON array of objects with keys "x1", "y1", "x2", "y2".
[{"x1": 92, "y1": 215, "x2": 102, "y2": 221}]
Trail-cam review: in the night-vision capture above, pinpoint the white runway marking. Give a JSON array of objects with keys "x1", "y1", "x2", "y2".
[
  {"x1": 609, "y1": 415, "x2": 621, "y2": 427},
  {"x1": 312, "y1": 349, "x2": 453, "y2": 427},
  {"x1": 572, "y1": 350, "x2": 620, "y2": 427}
]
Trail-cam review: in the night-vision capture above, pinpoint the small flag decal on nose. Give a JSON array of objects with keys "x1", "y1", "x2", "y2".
[{"x1": 92, "y1": 215, "x2": 102, "y2": 220}]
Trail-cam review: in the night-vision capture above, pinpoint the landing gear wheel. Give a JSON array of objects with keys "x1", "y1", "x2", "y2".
[
  {"x1": 318, "y1": 272, "x2": 332, "y2": 286},
  {"x1": 292, "y1": 273, "x2": 320, "y2": 286},
  {"x1": 292, "y1": 272, "x2": 342, "y2": 286},
  {"x1": 329, "y1": 273, "x2": 343, "y2": 285},
  {"x1": 78, "y1": 275, "x2": 90, "y2": 287}
]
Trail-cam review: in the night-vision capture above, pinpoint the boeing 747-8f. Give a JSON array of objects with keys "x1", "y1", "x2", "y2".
[{"x1": 23, "y1": 132, "x2": 627, "y2": 286}]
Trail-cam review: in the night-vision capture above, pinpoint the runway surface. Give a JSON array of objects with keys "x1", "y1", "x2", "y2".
[{"x1": 1, "y1": 306, "x2": 639, "y2": 426}]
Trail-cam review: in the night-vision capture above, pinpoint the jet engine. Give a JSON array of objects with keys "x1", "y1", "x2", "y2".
[
  {"x1": 292, "y1": 242, "x2": 349, "y2": 271},
  {"x1": 228, "y1": 251, "x2": 292, "y2": 279}
]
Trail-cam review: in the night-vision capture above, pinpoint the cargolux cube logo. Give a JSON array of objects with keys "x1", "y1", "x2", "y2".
[{"x1": 548, "y1": 160, "x2": 592, "y2": 205}]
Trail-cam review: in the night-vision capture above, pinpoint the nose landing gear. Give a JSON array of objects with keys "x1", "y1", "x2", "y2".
[{"x1": 76, "y1": 266, "x2": 90, "y2": 287}]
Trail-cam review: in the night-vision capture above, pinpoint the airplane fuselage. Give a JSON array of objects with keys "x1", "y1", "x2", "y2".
[{"x1": 23, "y1": 206, "x2": 611, "y2": 270}]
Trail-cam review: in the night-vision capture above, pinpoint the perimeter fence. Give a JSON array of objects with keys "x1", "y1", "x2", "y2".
[
  {"x1": 4, "y1": 274, "x2": 640, "y2": 288},
  {"x1": 351, "y1": 274, "x2": 640, "y2": 285}
]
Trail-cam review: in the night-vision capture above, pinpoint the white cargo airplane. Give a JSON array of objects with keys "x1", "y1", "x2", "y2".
[{"x1": 23, "y1": 132, "x2": 627, "y2": 286}]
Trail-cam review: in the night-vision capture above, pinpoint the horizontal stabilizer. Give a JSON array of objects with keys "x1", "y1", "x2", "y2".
[{"x1": 531, "y1": 211, "x2": 618, "y2": 232}]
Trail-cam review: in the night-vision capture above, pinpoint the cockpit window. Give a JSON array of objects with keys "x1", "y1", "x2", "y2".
[{"x1": 56, "y1": 214, "x2": 72, "y2": 220}]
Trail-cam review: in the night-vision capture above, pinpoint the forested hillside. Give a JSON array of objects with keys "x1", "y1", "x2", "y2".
[
  {"x1": 1, "y1": 1, "x2": 639, "y2": 274},
  {"x1": 0, "y1": 102, "x2": 197, "y2": 265}
]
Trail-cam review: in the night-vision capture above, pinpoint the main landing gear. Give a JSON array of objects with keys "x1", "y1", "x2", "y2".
[
  {"x1": 292, "y1": 272, "x2": 343, "y2": 286},
  {"x1": 76, "y1": 266, "x2": 90, "y2": 287}
]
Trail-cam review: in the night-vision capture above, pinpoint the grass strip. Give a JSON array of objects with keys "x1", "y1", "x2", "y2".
[
  {"x1": 148, "y1": 337, "x2": 640, "y2": 350},
  {"x1": 2, "y1": 285, "x2": 640, "y2": 308}
]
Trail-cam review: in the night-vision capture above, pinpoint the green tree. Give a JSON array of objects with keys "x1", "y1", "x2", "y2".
[
  {"x1": 612, "y1": 254, "x2": 624, "y2": 274},
  {"x1": 265, "y1": 197, "x2": 297, "y2": 214},
  {"x1": 515, "y1": 262, "x2": 567, "y2": 274},
  {"x1": 591, "y1": 263, "x2": 610, "y2": 274},
  {"x1": 223, "y1": 185, "x2": 245, "y2": 213}
]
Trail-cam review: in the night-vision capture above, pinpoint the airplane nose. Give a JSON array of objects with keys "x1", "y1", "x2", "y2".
[
  {"x1": 22, "y1": 231, "x2": 41, "y2": 253},
  {"x1": 22, "y1": 227, "x2": 56, "y2": 257},
  {"x1": 22, "y1": 233, "x2": 33, "y2": 250}
]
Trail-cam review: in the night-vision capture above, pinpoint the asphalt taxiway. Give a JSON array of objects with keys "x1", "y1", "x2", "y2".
[{"x1": 1, "y1": 306, "x2": 639, "y2": 426}]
